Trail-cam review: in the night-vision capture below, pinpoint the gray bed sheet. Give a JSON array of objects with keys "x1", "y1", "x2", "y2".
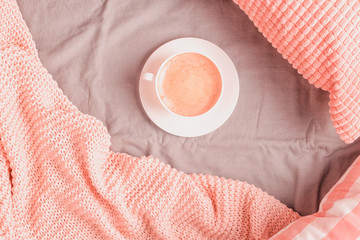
[{"x1": 17, "y1": 0, "x2": 360, "y2": 216}]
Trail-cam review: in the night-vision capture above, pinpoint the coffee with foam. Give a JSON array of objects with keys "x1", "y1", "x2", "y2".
[{"x1": 157, "y1": 53, "x2": 222, "y2": 117}]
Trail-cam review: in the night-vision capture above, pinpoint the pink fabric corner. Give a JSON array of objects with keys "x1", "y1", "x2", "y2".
[{"x1": 271, "y1": 156, "x2": 360, "y2": 239}]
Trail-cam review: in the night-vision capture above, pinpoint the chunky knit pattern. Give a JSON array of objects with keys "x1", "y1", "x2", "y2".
[
  {"x1": 233, "y1": 0, "x2": 360, "y2": 143},
  {"x1": 0, "y1": 1, "x2": 300, "y2": 239}
]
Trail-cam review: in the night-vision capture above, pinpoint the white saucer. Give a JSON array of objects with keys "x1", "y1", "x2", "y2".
[{"x1": 139, "y1": 37, "x2": 239, "y2": 137}]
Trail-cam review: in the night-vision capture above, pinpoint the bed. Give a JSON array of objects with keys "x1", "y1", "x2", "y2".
[{"x1": 16, "y1": 0, "x2": 360, "y2": 218}]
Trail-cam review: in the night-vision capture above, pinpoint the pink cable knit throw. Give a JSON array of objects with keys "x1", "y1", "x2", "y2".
[
  {"x1": 0, "y1": 1, "x2": 299, "y2": 239},
  {"x1": 233, "y1": 0, "x2": 360, "y2": 144}
]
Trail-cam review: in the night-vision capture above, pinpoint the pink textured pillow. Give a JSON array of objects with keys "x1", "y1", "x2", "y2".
[
  {"x1": 270, "y1": 156, "x2": 360, "y2": 239},
  {"x1": 233, "y1": 0, "x2": 360, "y2": 143}
]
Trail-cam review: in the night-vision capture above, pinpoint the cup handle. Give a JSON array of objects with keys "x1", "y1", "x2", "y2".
[{"x1": 142, "y1": 72, "x2": 154, "y2": 81}]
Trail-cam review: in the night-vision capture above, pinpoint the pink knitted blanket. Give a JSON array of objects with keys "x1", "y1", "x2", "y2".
[
  {"x1": 0, "y1": 1, "x2": 299, "y2": 239},
  {"x1": 234, "y1": 0, "x2": 360, "y2": 144},
  {"x1": 0, "y1": 0, "x2": 359, "y2": 239}
]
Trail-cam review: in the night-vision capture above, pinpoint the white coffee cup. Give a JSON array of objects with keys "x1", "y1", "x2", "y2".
[{"x1": 142, "y1": 51, "x2": 223, "y2": 117}]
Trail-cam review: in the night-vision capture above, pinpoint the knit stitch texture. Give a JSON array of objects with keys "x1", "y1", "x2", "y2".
[
  {"x1": 233, "y1": 0, "x2": 360, "y2": 144},
  {"x1": 0, "y1": 1, "x2": 299, "y2": 239}
]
